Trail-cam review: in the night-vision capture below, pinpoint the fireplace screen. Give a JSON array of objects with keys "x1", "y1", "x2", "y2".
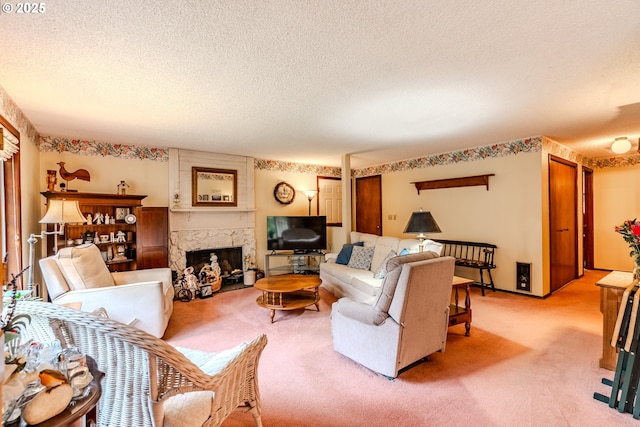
[{"x1": 186, "y1": 246, "x2": 244, "y2": 285}]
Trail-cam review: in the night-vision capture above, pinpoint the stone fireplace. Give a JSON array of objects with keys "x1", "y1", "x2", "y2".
[
  {"x1": 169, "y1": 228, "x2": 255, "y2": 280},
  {"x1": 168, "y1": 149, "x2": 256, "y2": 283}
]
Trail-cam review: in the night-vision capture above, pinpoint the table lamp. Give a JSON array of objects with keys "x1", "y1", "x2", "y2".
[
  {"x1": 27, "y1": 199, "x2": 86, "y2": 292},
  {"x1": 404, "y1": 210, "x2": 441, "y2": 251}
]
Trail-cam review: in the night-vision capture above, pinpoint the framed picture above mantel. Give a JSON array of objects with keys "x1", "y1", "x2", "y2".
[{"x1": 191, "y1": 167, "x2": 238, "y2": 207}]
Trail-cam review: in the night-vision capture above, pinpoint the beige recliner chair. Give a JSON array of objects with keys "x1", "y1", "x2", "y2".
[
  {"x1": 39, "y1": 243, "x2": 174, "y2": 338},
  {"x1": 331, "y1": 255, "x2": 455, "y2": 378}
]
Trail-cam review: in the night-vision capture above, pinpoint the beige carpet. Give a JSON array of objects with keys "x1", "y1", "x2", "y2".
[{"x1": 164, "y1": 270, "x2": 637, "y2": 426}]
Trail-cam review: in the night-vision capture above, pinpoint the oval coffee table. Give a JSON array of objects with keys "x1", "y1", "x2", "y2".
[{"x1": 255, "y1": 274, "x2": 321, "y2": 323}]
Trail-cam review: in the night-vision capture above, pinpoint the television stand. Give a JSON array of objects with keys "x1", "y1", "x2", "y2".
[{"x1": 264, "y1": 251, "x2": 326, "y2": 277}]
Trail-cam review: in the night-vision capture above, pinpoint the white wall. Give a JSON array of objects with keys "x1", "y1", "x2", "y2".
[
  {"x1": 594, "y1": 165, "x2": 640, "y2": 272},
  {"x1": 254, "y1": 168, "x2": 346, "y2": 271},
  {"x1": 379, "y1": 151, "x2": 544, "y2": 295},
  {"x1": 39, "y1": 151, "x2": 168, "y2": 207}
]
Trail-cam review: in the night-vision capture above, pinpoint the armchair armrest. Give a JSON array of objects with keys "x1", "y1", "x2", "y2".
[
  {"x1": 111, "y1": 267, "x2": 172, "y2": 288},
  {"x1": 332, "y1": 298, "x2": 388, "y2": 326},
  {"x1": 159, "y1": 334, "x2": 268, "y2": 427},
  {"x1": 52, "y1": 281, "x2": 169, "y2": 337}
]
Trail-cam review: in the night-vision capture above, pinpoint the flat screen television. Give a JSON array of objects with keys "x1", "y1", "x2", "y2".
[{"x1": 267, "y1": 216, "x2": 327, "y2": 253}]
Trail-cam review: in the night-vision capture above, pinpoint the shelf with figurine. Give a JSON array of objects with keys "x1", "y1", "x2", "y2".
[{"x1": 41, "y1": 191, "x2": 146, "y2": 272}]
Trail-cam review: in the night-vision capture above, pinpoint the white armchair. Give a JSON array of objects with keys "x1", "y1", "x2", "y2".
[{"x1": 39, "y1": 243, "x2": 174, "y2": 338}]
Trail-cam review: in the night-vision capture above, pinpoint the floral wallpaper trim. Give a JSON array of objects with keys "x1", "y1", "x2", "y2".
[
  {"x1": 543, "y1": 138, "x2": 590, "y2": 165},
  {"x1": 37, "y1": 133, "x2": 635, "y2": 170},
  {"x1": 0, "y1": 85, "x2": 39, "y2": 145},
  {"x1": 39, "y1": 136, "x2": 168, "y2": 161},
  {"x1": 589, "y1": 154, "x2": 640, "y2": 168},
  {"x1": 254, "y1": 158, "x2": 341, "y2": 177},
  {"x1": 353, "y1": 137, "x2": 543, "y2": 178}
]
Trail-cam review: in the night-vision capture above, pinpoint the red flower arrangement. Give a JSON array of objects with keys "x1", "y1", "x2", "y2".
[{"x1": 615, "y1": 218, "x2": 640, "y2": 270}]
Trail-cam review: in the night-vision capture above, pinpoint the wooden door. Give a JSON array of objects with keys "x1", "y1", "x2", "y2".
[
  {"x1": 136, "y1": 207, "x2": 168, "y2": 269},
  {"x1": 583, "y1": 167, "x2": 594, "y2": 270},
  {"x1": 356, "y1": 175, "x2": 382, "y2": 236},
  {"x1": 549, "y1": 156, "x2": 578, "y2": 292}
]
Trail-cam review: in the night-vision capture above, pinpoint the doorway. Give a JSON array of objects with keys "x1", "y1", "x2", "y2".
[
  {"x1": 549, "y1": 155, "x2": 578, "y2": 293},
  {"x1": 583, "y1": 167, "x2": 594, "y2": 270},
  {"x1": 355, "y1": 175, "x2": 382, "y2": 236}
]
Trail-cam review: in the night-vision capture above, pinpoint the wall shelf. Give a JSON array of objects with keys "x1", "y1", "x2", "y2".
[
  {"x1": 411, "y1": 174, "x2": 495, "y2": 194},
  {"x1": 170, "y1": 207, "x2": 256, "y2": 213}
]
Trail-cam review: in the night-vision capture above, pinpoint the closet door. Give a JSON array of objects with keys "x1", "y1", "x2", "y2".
[
  {"x1": 355, "y1": 175, "x2": 382, "y2": 236},
  {"x1": 549, "y1": 156, "x2": 578, "y2": 293},
  {"x1": 136, "y1": 207, "x2": 168, "y2": 269}
]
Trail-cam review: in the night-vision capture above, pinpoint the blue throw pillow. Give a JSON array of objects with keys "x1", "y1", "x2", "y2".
[
  {"x1": 399, "y1": 248, "x2": 410, "y2": 255},
  {"x1": 336, "y1": 242, "x2": 364, "y2": 265}
]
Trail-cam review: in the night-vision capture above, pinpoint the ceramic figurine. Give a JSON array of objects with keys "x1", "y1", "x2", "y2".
[
  {"x1": 184, "y1": 266, "x2": 199, "y2": 299},
  {"x1": 46, "y1": 170, "x2": 57, "y2": 192},
  {"x1": 117, "y1": 180, "x2": 129, "y2": 195}
]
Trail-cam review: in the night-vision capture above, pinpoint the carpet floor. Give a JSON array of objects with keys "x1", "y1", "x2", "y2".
[{"x1": 163, "y1": 270, "x2": 637, "y2": 426}]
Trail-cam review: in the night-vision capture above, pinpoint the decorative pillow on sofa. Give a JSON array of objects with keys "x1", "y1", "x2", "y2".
[
  {"x1": 399, "y1": 248, "x2": 410, "y2": 255},
  {"x1": 336, "y1": 242, "x2": 364, "y2": 265},
  {"x1": 374, "y1": 250, "x2": 397, "y2": 279},
  {"x1": 347, "y1": 246, "x2": 375, "y2": 270}
]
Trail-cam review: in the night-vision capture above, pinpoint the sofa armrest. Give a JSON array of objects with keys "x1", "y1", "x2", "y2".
[
  {"x1": 324, "y1": 253, "x2": 338, "y2": 263},
  {"x1": 52, "y1": 281, "x2": 169, "y2": 337},
  {"x1": 332, "y1": 298, "x2": 388, "y2": 326}
]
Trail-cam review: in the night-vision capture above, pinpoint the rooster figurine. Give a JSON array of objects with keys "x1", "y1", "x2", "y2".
[{"x1": 57, "y1": 162, "x2": 91, "y2": 182}]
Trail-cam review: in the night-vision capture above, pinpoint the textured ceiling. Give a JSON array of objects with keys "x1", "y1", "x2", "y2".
[{"x1": 1, "y1": 1, "x2": 639, "y2": 167}]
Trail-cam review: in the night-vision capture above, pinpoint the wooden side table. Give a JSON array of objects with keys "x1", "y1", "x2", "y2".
[
  {"x1": 449, "y1": 276, "x2": 473, "y2": 336},
  {"x1": 596, "y1": 271, "x2": 634, "y2": 371}
]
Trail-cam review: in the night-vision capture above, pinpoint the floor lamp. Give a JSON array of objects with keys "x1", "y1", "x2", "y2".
[
  {"x1": 304, "y1": 190, "x2": 318, "y2": 216},
  {"x1": 27, "y1": 199, "x2": 86, "y2": 293},
  {"x1": 404, "y1": 210, "x2": 441, "y2": 251}
]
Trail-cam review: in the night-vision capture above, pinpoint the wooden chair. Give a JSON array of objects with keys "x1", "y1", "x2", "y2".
[{"x1": 13, "y1": 300, "x2": 267, "y2": 427}]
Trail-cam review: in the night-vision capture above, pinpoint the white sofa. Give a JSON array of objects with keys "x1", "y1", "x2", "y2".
[
  {"x1": 39, "y1": 243, "x2": 174, "y2": 338},
  {"x1": 320, "y1": 231, "x2": 443, "y2": 303}
]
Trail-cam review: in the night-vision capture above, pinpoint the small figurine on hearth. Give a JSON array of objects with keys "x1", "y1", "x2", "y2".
[
  {"x1": 198, "y1": 253, "x2": 222, "y2": 293},
  {"x1": 93, "y1": 213, "x2": 104, "y2": 224},
  {"x1": 183, "y1": 266, "x2": 199, "y2": 300}
]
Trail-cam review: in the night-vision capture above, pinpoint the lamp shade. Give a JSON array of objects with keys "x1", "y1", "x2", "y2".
[
  {"x1": 611, "y1": 137, "x2": 632, "y2": 154},
  {"x1": 404, "y1": 211, "x2": 441, "y2": 236},
  {"x1": 39, "y1": 200, "x2": 86, "y2": 224}
]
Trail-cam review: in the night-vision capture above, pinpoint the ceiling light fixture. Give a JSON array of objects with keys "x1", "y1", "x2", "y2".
[{"x1": 611, "y1": 137, "x2": 632, "y2": 154}]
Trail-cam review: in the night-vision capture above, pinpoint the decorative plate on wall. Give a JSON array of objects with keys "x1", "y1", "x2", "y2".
[
  {"x1": 274, "y1": 181, "x2": 295, "y2": 204},
  {"x1": 124, "y1": 213, "x2": 137, "y2": 224}
]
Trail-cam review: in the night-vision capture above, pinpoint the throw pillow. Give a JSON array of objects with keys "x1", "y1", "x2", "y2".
[
  {"x1": 347, "y1": 246, "x2": 375, "y2": 270},
  {"x1": 54, "y1": 244, "x2": 115, "y2": 291},
  {"x1": 335, "y1": 242, "x2": 364, "y2": 265},
  {"x1": 399, "y1": 248, "x2": 410, "y2": 255},
  {"x1": 373, "y1": 249, "x2": 397, "y2": 279}
]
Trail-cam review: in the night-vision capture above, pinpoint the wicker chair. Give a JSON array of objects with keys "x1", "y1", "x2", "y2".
[{"x1": 13, "y1": 300, "x2": 268, "y2": 427}]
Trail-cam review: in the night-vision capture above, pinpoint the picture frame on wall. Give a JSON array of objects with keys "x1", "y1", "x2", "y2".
[{"x1": 115, "y1": 207, "x2": 130, "y2": 220}]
